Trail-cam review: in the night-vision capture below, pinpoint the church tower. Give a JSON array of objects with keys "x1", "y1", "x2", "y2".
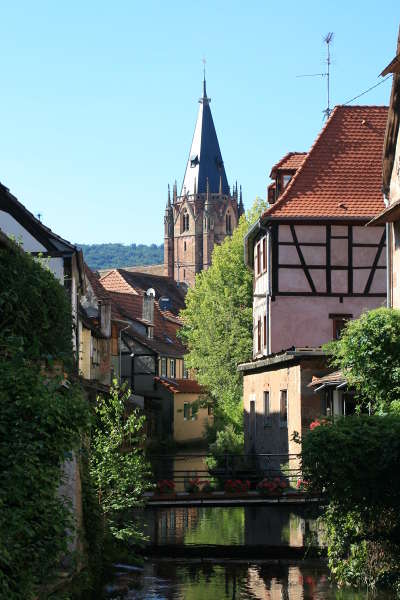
[{"x1": 164, "y1": 77, "x2": 243, "y2": 287}]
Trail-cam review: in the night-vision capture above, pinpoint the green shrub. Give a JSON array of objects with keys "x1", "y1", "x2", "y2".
[
  {"x1": 325, "y1": 307, "x2": 400, "y2": 413},
  {"x1": 302, "y1": 415, "x2": 400, "y2": 591},
  {"x1": 89, "y1": 382, "x2": 152, "y2": 543}
]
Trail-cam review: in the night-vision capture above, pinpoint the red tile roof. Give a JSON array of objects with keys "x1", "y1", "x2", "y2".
[
  {"x1": 269, "y1": 152, "x2": 307, "y2": 178},
  {"x1": 263, "y1": 106, "x2": 388, "y2": 222},
  {"x1": 99, "y1": 268, "x2": 186, "y2": 358},
  {"x1": 155, "y1": 377, "x2": 204, "y2": 394}
]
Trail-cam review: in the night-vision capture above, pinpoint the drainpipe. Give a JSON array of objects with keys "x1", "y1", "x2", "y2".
[
  {"x1": 118, "y1": 322, "x2": 131, "y2": 384},
  {"x1": 384, "y1": 194, "x2": 392, "y2": 308}
]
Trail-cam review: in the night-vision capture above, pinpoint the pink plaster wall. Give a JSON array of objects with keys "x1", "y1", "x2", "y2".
[{"x1": 270, "y1": 295, "x2": 385, "y2": 353}]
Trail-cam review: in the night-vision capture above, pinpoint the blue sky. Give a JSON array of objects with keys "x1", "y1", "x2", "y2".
[{"x1": 0, "y1": 1, "x2": 398, "y2": 245}]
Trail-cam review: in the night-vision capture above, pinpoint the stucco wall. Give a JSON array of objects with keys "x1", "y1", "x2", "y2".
[
  {"x1": 243, "y1": 363, "x2": 300, "y2": 455},
  {"x1": 173, "y1": 393, "x2": 211, "y2": 443},
  {"x1": 243, "y1": 358, "x2": 329, "y2": 457},
  {"x1": 270, "y1": 295, "x2": 385, "y2": 353}
]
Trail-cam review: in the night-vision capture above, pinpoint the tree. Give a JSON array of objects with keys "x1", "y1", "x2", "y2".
[
  {"x1": 301, "y1": 415, "x2": 400, "y2": 590},
  {"x1": 325, "y1": 307, "x2": 400, "y2": 414},
  {"x1": 89, "y1": 382, "x2": 152, "y2": 543},
  {"x1": 179, "y1": 198, "x2": 267, "y2": 438}
]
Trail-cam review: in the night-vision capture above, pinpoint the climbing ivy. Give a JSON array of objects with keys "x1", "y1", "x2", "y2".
[{"x1": 0, "y1": 241, "x2": 90, "y2": 599}]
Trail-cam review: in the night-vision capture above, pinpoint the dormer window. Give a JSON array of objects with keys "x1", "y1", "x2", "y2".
[
  {"x1": 215, "y1": 157, "x2": 224, "y2": 170},
  {"x1": 283, "y1": 174, "x2": 292, "y2": 188}
]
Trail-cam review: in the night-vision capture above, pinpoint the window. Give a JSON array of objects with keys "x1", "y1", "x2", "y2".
[
  {"x1": 183, "y1": 364, "x2": 189, "y2": 379},
  {"x1": 249, "y1": 398, "x2": 256, "y2": 444},
  {"x1": 184, "y1": 241, "x2": 187, "y2": 252},
  {"x1": 170, "y1": 358, "x2": 176, "y2": 379},
  {"x1": 330, "y1": 313, "x2": 352, "y2": 340},
  {"x1": 262, "y1": 237, "x2": 267, "y2": 271},
  {"x1": 160, "y1": 357, "x2": 167, "y2": 377},
  {"x1": 257, "y1": 318, "x2": 261, "y2": 353},
  {"x1": 283, "y1": 174, "x2": 292, "y2": 188},
  {"x1": 264, "y1": 391, "x2": 271, "y2": 427},
  {"x1": 191, "y1": 403, "x2": 198, "y2": 420},
  {"x1": 263, "y1": 314, "x2": 267, "y2": 348},
  {"x1": 226, "y1": 213, "x2": 232, "y2": 233},
  {"x1": 322, "y1": 389, "x2": 333, "y2": 417},
  {"x1": 255, "y1": 242, "x2": 261, "y2": 275},
  {"x1": 147, "y1": 326, "x2": 154, "y2": 339},
  {"x1": 280, "y1": 390, "x2": 288, "y2": 428},
  {"x1": 207, "y1": 404, "x2": 213, "y2": 416},
  {"x1": 182, "y1": 211, "x2": 190, "y2": 232},
  {"x1": 183, "y1": 402, "x2": 190, "y2": 420},
  {"x1": 183, "y1": 269, "x2": 186, "y2": 280}
]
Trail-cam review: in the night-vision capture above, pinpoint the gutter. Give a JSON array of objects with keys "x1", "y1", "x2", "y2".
[{"x1": 384, "y1": 194, "x2": 392, "y2": 308}]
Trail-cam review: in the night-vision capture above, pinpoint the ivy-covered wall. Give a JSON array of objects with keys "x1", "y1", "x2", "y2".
[{"x1": 0, "y1": 240, "x2": 91, "y2": 599}]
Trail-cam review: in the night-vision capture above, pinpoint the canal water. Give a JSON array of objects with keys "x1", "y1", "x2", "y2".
[{"x1": 104, "y1": 505, "x2": 393, "y2": 599}]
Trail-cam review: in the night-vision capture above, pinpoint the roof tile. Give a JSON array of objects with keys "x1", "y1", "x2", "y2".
[{"x1": 264, "y1": 106, "x2": 388, "y2": 221}]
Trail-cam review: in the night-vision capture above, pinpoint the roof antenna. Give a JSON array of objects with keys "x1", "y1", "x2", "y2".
[{"x1": 296, "y1": 32, "x2": 334, "y2": 119}]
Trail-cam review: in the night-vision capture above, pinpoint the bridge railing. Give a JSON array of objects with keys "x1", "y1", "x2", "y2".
[{"x1": 149, "y1": 453, "x2": 303, "y2": 492}]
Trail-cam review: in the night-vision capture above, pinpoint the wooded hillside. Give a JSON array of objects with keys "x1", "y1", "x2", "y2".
[{"x1": 78, "y1": 243, "x2": 164, "y2": 270}]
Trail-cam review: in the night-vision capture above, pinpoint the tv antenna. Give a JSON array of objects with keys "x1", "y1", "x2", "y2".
[{"x1": 297, "y1": 32, "x2": 334, "y2": 119}]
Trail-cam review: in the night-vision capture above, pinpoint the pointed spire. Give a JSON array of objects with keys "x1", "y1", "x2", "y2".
[
  {"x1": 173, "y1": 180, "x2": 177, "y2": 202},
  {"x1": 181, "y1": 77, "x2": 229, "y2": 197},
  {"x1": 239, "y1": 185, "x2": 244, "y2": 216},
  {"x1": 167, "y1": 184, "x2": 171, "y2": 207}
]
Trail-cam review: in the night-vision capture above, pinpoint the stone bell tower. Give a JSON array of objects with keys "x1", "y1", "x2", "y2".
[{"x1": 164, "y1": 77, "x2": 243, "y2": 287}]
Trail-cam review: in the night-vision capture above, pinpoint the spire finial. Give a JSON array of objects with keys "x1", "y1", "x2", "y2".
[
  {"x1": 167, "y1": 184, "x2": 171, "y2": 206},
  {"x1": 202, "y1": 57, "x2": 206, "y2": 98}
]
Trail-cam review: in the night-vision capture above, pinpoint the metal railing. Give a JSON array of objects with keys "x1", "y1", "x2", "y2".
[{"x1": 149, "y1": 453, "x2": 302, "y2": 491}]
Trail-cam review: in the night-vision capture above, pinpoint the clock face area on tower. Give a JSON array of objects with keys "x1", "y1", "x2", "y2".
[{"x1": 164, "y1": 78, "x2": 243, "y2": 287}]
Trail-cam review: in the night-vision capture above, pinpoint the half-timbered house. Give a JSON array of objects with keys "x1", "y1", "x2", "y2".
[
  {"x1": 239, "y1": 105, "x2": 388, "y2": 457},
  {"x1": 368, "y1": 29, "x2": 400, "y2": 307}
]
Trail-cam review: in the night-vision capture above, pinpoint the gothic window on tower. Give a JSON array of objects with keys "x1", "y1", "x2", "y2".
[
  {"x1": 182, "y1": 211, "x2": 190, "y2": 232},
  {"x1": 226, "y1": 213, "x2": 232, "y2": 233},
  {"x1": 184, "y1": 241, "x2": 187, "y2": 252}
]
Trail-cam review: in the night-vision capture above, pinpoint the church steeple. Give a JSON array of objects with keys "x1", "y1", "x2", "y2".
[
  {"x1": 164, "y1": 77, "x2": 241, "y2": 286},
  {"x1": 181, "y1": 78, "x2": 229, "y2": 196}
]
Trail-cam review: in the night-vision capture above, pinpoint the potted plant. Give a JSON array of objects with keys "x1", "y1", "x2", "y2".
[
  {"x1": 156, "y1": 479, "x2": 175, "y2": 495},
  {"x1": 224, "y1": 479, "x2": 251, "y2": 494},
  {"x1": 202, "y1": 479, "x2": 214, "y2": 494},
  {"x1": 296, "y1": 478, "x2": 310, "y2": 492},
  {"x1": 257, "y1": 477, "x2": 288, "y2": 496},
  {"x1": 186, "y1": 478, "x2": 201, "y2": 493}
]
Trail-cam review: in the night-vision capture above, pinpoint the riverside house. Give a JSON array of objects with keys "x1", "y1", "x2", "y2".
[
  {"x1": 239, "y1": 105, "x2": 388, "y2": 457},
  {"x1": 100, "y1": 268, "x2": 212, "y2": 444}
]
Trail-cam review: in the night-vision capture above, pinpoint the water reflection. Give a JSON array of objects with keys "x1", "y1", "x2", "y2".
[
  {"x1": 140, "y1": 505, "x2": 322, "y2": 548},
  {"x1": 106, "y1": 561, "x2": 391, "y2": 599}
]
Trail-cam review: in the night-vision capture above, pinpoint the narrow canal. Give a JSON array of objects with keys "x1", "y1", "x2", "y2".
[{"x1": 104, "y1": 505, "x2": 393, "y2": 598}]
